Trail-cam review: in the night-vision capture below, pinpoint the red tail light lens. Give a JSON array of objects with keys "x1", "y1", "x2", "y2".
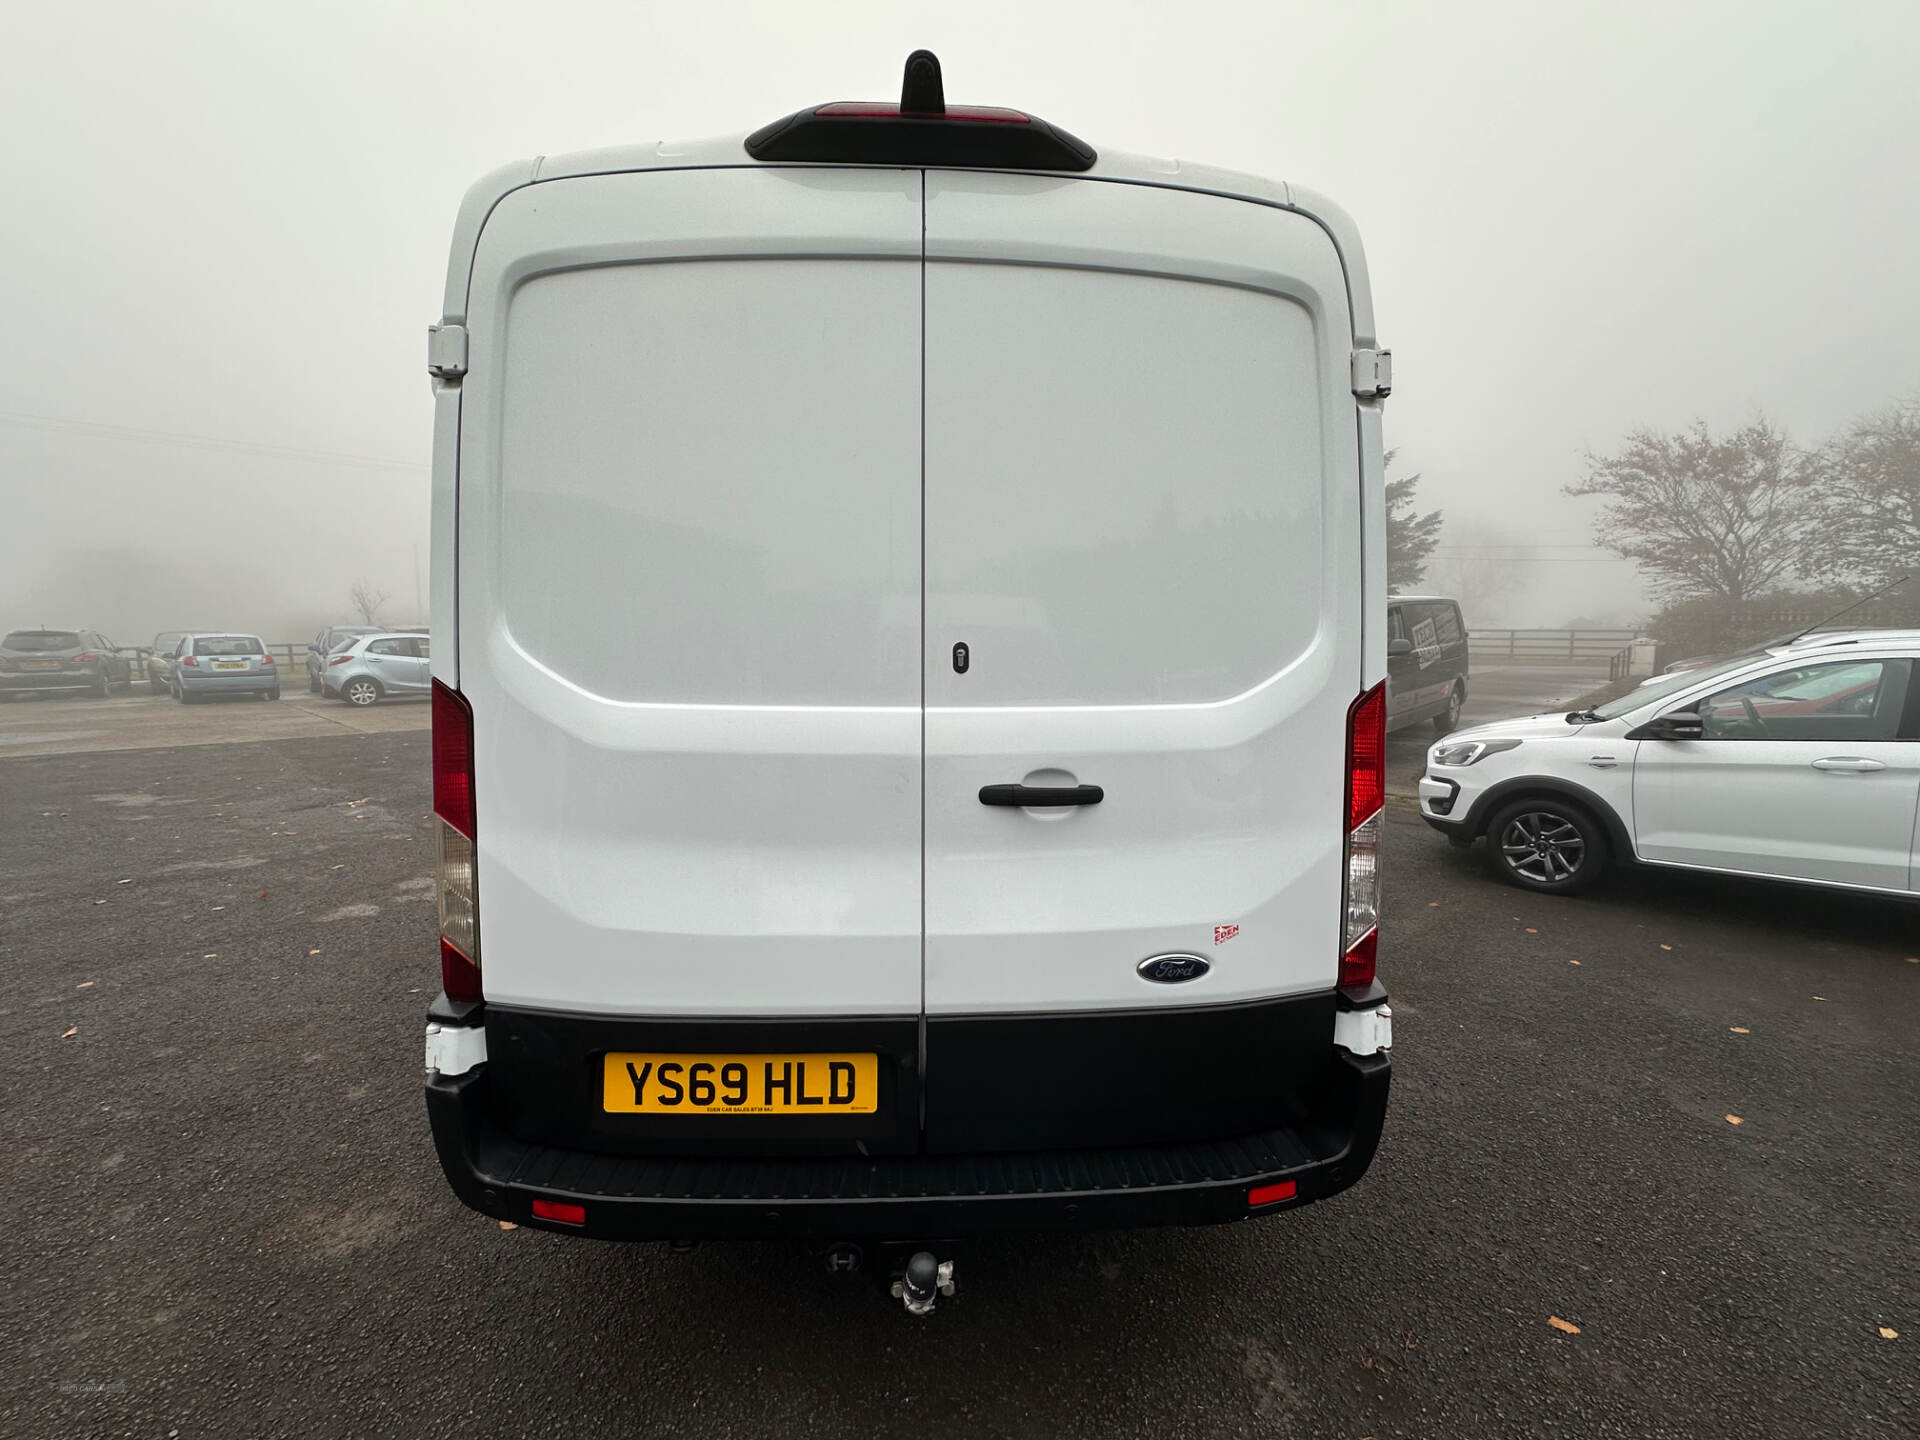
[
  {"x1": 259, "y1": 653, "x2": 274, "y2": 664},
  {"x1": 328, "y1": 653, "x2": 353, "y2": 666},
  {"x1": 1345, "y1": 683, "x2": 1386, "y2": 831},
  {"x1": 181, "y1": 656, "x2": 198, "y2": 667},
  {"x1": 432, "y1": 680, "x2": 475, "y2": 838},
  {"x1": 75, "y1": 651, "x2": 97, "y2": 662},
  {"x1": 1339, "y1": 928, "x2": 1377, "y2": 990},
  {"x1": 440, "y1": 935, "x2": 482, "y2": 1005}
]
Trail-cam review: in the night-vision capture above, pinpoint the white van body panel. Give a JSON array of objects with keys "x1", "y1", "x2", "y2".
[
  {"x1": 921, "y1": 172, "x2": 1361, "y2": 1013},
  {"x1": 456, "y1": 167, "x2": 925, "y2": 1016},
  {"x1": 436, "y1": 147, "x2": 1383, "y2": 1022}
]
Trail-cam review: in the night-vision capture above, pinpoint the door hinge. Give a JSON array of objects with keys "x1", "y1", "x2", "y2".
[
  {"x1": 1351, "y1": 348, "x2": 1392, "y2": 399},
  {"x1": 427, "y1": 323, "x2": 468, "y2": 380}
]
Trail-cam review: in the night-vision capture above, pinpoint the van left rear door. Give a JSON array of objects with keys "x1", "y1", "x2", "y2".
[{"x1": 455, "y1": 168, "x2": 926, "y2": 1019}]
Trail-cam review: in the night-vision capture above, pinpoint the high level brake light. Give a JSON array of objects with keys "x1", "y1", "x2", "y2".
[
  {"x1": 432, "y1": 679, "x2": 482, "y2": 1003},
  {"x1": 744, "y1": 50, "x2": 1095, "y2": 171},
  {"x1": 1341, "y1": 683, "x2": 1386, "y2": 991}
]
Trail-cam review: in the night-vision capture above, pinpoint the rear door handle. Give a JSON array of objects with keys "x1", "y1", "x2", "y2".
[
  {"x1": 1811, "y1": 757, "x2": 1885, "y2": 772},
  {"x1": 979, "y1": 784, "x2": 1105, "y2": 807}
]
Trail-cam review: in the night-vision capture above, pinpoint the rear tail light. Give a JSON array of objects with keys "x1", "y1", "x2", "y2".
[
  {"x1": 1341, "y1": 683, "x2": 1386, "y2": 991},
  {"x1": 181, "y1": 655, "x2": 198, "y2": 667},
  {"x1": 328, "y1": 653, "x2": 353, "y2": 666},
  {"x1": 259, "y1": 653, "x2": 274, "y2": 664},
  {"x1": 75, "y1": 651, "x2": 97, "y2": 662},
  {"x1": 432, "y1": 680, "x2": 481, "y2": 1002}
]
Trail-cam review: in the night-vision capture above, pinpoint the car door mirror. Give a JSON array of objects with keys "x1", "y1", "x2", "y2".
[
  {"x1": 1387, "y1": 638, "x2": 1413, "y2": 657},
  {"x1": 1627, "y1": 710, "x2": 1704, "y2": 741}
]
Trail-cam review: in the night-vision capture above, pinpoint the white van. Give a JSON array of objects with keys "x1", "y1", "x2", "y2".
[{"x1": 422, "y1": 54, "x2": 1394, "y2": 1278}]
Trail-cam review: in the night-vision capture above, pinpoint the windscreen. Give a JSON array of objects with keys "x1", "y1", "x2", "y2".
[{"x1": 3, "y1": 631, "x2": 82, "y2": 651}]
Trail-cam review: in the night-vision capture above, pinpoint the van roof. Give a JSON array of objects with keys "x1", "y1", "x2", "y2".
[{"x1": 437, "y1": 71, "x2": 1375, "y2": 347}]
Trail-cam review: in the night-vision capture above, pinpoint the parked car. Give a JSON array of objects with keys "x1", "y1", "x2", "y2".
[
  {"x1": 1387, "y1": 595, "x2": 1470, "y2": 734},
  {"x1": 305, "y1": 625, "x2": 383, "y2": 693},
  {"x1": 419, "y1": 50, "x2": 1395, "y2": 1277},
  {"x1": 1420, "y1": 628, "x2": 1920, "y2": 896},
  {"x1": 145, "y1": 630, "x2": 196, "y2": 694},
  {"x1": 322, "y1": 632, "x2": 431, "y2": 704},
  {"x1": 0, "y1": 628, "x2": 134, "y2": 699},
  {"x1": 170, "y1": 633, "x2": 280, "y2": 702}
]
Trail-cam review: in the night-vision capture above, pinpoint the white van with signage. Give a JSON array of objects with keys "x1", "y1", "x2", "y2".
[{"x1": 421, "y1": 53, "x2": 1394, "y2": 1292}]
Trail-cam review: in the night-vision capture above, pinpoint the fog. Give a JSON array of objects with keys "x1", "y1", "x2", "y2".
[{"x1": 3, "y1": 0, "x2": 1917, "y2": 639}]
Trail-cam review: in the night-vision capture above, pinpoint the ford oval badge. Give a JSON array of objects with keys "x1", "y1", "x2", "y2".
[{"x1": 1137, "y1": 953, "x2": 1211, "y2": 984}]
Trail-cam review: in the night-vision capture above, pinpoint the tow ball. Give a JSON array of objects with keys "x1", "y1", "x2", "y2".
[{"x1": 891, "y1": 1251, "x2": 957, "y2": 1315}]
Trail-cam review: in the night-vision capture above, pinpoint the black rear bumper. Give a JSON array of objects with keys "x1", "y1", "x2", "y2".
[{"x1": 425, "y1": 1045, "x2": 1390, "y2": 1242}]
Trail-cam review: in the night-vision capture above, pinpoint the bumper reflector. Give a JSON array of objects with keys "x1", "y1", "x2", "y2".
[
  {"x1": 531, "y1": 1198, "x2": 586, "y2": 1225},
  {"x1": 1248, "y1": 1181, "x2": 1297, "y2": 1207}
]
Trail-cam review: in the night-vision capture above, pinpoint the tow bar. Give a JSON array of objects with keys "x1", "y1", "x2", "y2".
[{"x1": 891, "y1": 1251, "x2": 957, "y2": 1315}]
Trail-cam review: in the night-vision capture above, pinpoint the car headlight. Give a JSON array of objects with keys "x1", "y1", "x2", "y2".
[{"x1": 1431, "y1": 738, "x2": 1522, "y2": 767}]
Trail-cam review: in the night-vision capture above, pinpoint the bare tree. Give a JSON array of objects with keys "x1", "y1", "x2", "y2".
[
  {"x1": 348, "y1": 578, "x2": 390, "y2": 625},
  {"x1": 1565, "y1": 419, "x2": 1817, "y2": 606},
  {"x1": 1805, "y1": 394, "x2": 1920, "y2": 589},
  {"x1": 1385, "y1": 450, "x2": 1443, "y2": 591}
]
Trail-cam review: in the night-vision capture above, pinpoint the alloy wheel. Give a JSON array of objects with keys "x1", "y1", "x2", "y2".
[{"x1": 1499, "y1": 811, "x2": 1585, "y2": 883}]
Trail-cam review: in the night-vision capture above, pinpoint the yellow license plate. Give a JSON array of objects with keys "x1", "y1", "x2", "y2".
[
  {"x1": 23, "y1": 659, "x2": 59, "y2": 669},
  {"x1": 214, "y1": 661, "x2": 247, "y2": 670},
  {"x1": 602, "y1": 1052, "x2": 878, "y2": 1115}
]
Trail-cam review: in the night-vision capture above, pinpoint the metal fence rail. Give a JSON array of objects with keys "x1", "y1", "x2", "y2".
[{"x1": 1468, "y1": 628, "x2": 1638, "y2": 663}]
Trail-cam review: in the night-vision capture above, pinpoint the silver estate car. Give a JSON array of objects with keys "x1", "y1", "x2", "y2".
[
  {"x1": 171, "y1": 633, "x2": 281, "y2": 702},
  {"x1": 322, "y1": 632, "x2": 431, "y2": 705}
]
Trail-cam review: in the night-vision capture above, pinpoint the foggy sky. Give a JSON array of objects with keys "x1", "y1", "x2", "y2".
[{"x1": 3, "y1": 0, "x2": 1917, "y2": 639}]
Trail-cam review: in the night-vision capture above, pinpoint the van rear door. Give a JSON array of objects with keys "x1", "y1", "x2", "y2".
[
  {"x1": 456, "y1": 168, "x2": 925, "y2": 1018},
  {"x1": 920, "y1": 174, "x2": 1362, "y2": 1022}
]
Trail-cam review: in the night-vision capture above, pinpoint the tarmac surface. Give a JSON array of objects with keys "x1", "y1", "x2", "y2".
[{"x1": 2, "y1": 680, "x2": 1915, "y2": 1438}]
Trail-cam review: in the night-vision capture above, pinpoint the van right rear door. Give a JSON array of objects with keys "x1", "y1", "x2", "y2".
[{"x1": 918, "y1": 173, "x2": 1365, "y2": 1147}]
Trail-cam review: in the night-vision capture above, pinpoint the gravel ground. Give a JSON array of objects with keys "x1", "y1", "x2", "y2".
[{"x1": 2, "y1": 732, "x2": 1914, "y2": 1438}]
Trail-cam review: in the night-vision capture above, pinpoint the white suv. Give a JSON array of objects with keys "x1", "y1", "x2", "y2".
[{"x1": 1421, "y1": 630, "x2": 1920, "y2": 896}]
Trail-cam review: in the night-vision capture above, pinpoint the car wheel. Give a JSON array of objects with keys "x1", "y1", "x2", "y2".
[
  {"x1": 149, "y1": 672, "x2": 167, "y2": 695},
  {"x1": 343, "y1": 678, "x2": 381, "y2": 707},
  {"x1": 1432, "y1": 682, "x2": 1465, "y2": 735},
  {"x1": 266, "y1": 687, "x2": 281, "y2": 701},
  {"x1": 91, "y1": 671, "x2": 111, "y2": 699},
  {"x1": 173, "y1": 681, "x2": 193, "y2": 705},
  {"x1": 309, "y1": 672, "x2": 322, "y2": 695},
  {"x1": 1484, "y1": 797, "x2": 1610, "y2": 895}
]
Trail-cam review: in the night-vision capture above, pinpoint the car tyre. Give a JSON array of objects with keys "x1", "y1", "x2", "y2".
[
  {"x1": 342, "y1": 677, "x2": 381, "y2": 707},
  {"x1": 1483, "y1": 797, "x2": 1610, "y2": 895},
  {"x1": 265, "y1": 687, "x2": 281, "y2": 701},
  {"x1": 149, "y1": 672, "x2": 167, "y2": 695},
  {"x1": 309, "y1": 672, "x2": 322, "y2": 694},
  {"x1": 1432, "y1": 682, "x2": 1465, "y2": 735},
  {"x1": 91, "y1": 671, "x2": 111, "y2": 699}
]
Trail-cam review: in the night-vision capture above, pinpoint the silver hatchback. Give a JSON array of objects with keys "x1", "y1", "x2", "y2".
[
  {"x1": 172, "y1": 633, "x2": 281, "y2": 702},
  {"x1": 323, "y1": 632, "x2": 431, "y2": 705}
]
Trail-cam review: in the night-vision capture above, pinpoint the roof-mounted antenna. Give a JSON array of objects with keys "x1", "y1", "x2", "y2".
[
  {"x1": 901, "y1": 49, "x2": 945, "y2": 115},
  {"x1": 1786, "y1": 570, "x2": 1913, "y2": 643}
]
